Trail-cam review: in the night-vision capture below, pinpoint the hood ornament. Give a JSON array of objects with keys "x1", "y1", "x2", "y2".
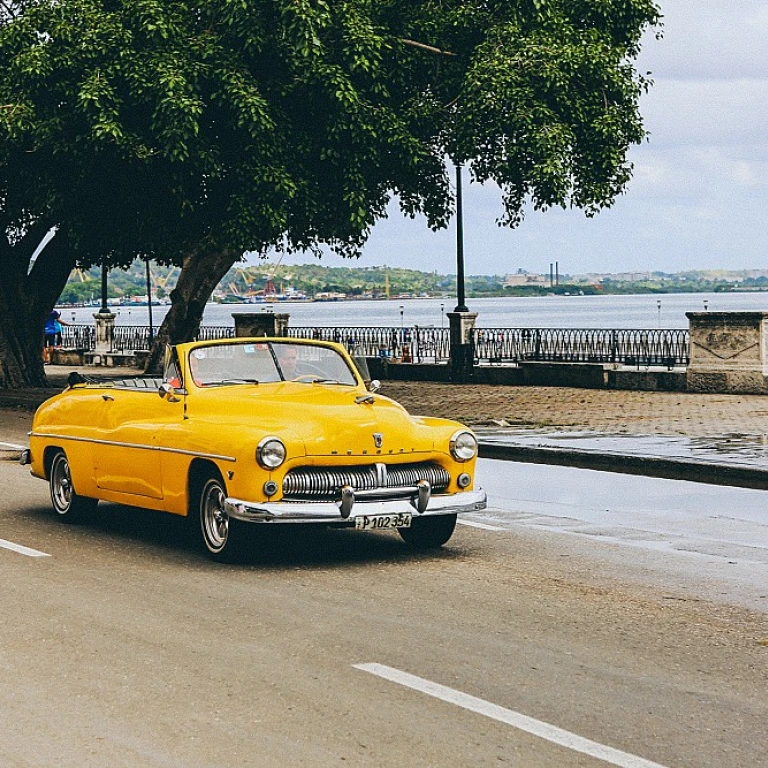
[{"x1": 373, "y1": 433, "x2": 383, "y2": 449}]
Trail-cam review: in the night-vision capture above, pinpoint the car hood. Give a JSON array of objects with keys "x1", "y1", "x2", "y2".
[{"x1": 191, "y1": 383, "x2": 440, "y2": 457}]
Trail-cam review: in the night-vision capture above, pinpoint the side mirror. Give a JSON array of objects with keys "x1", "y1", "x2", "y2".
[
  {"x1": 158, "y1": 382, "x2": 181, "y2": 402},
  {"x1": 367, "y1": 379, "x2": 381, "y2": 393}
]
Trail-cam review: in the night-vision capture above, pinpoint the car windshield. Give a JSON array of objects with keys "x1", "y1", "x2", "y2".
[{"x1": 187, "y1": 341, "x2": 358, "y2": 388}]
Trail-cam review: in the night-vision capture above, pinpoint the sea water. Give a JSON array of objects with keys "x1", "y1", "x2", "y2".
[{"x1": 60, "y1": 291, "x2": 768, "y2": 330}]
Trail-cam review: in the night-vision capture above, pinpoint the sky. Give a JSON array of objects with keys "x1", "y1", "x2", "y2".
[{"x1": 263, "y1": 1, "x2": 768, "y2": 278}]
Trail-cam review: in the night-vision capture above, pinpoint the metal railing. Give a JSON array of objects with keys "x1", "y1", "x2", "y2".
[
  {"x1": 196, "y1": 325, "x2": 235, "y2": 342},
  {"x1": 473, "y1": 328, "x2": 689, "y2": 367},
  {"x1": 113, "y1": 326, "x2": 152, "y2": 351},
  {"x1": 62, "y1": 324, "x2": 235, "y2": 352},
  {"x1": 61, "y1": 325, "x2": 95, "y2": 350},
  {"x1": 62, "y1": 323, "x2": 689, "y2": 368},
  {"x1": 288, "y1": 326, "x2": 450, "y2": 362}
]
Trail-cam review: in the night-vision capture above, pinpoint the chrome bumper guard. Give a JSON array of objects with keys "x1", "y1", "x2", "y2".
[{"x1": 223, "y1": 487, "x2": 487, "y2": 524}]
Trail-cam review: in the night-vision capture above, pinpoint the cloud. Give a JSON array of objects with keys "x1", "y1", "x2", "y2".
[
  {"x1": 640, "y1": 78, "x2": 768, "y2": 148},
  {"x1": 638, "y1": 1, "x2": 768, "y2": 80}
]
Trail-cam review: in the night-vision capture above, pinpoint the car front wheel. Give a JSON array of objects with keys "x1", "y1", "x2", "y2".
[
  {"x1": 49, "y1": 451, "x2": 97, "y2": 523},
  {"x1": 197, "y1": 474, "x2": 242, "y2": 561},
  {"x1": 398, "y1": 513, "x2": 457, "y2": 549}
]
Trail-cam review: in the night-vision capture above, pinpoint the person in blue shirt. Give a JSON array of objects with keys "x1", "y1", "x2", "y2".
[{"x1": 43, "y1": 309, "x2": 69, "y2": 364}]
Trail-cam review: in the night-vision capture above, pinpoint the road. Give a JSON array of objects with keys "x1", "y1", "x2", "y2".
[
  {"x1": 478, "y1": 459, "x2": 768, "y2": 613},
  {"x1": 1, "y1": 452, "x2": 767, "y2": 767}
]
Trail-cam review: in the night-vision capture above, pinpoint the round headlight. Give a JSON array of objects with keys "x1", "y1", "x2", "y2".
[
  {"x1": 450, "y1": 430, "x2": 478, "y2": 462},
  {"x1": 256, "y1": 437, "x2": 286, "y2": 469}
]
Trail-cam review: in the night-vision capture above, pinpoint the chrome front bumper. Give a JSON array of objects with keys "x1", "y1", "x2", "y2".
[{"x1": 223, "y1": 487, "x2": 487, "y2": 524}]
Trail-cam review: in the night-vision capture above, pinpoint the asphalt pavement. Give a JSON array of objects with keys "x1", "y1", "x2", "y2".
[
  {"x1": 3, "y1": 367, "x2": 768, "y2": 766},
  {"x1": 2, "y1": 452, "x2": 767, "y2": 768}
]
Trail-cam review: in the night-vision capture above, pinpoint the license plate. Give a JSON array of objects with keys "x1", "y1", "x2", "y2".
[{"x1": 354, "y1": 513, "x2": 412, "y2": 530}]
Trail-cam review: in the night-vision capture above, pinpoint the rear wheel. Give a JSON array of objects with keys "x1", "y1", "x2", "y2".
[
  {"x1": 196, "y1": 474, "x2": 242, "y2": 562},
  {"x1": 49, "y1": 451, "x2": 97, "y2": 523},
  {"x1": 398, "y1": 514, "x2": 457, "y2": 549}
]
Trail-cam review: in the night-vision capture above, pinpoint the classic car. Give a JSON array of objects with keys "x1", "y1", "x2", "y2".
[{"x1": 22, "y1": 337, "x2": 486, "y2": 561}]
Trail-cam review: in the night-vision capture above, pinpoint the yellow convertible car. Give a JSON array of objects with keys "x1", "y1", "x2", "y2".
[{"x1": 23, "y1": 338, "x2": 486, "y2": 560}]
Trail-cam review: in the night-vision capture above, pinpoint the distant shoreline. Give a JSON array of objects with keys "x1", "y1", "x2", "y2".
[
  {"x1": 56, "y1": 291, "x2": 768, "y2": 332},
  {"x1": 56, "y1": 285, "x2": 768, "y2": 311}
]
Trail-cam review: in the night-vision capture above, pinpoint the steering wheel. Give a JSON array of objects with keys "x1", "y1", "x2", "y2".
[{"x1": 289, "y1": 362, "x2": 328, "y2": 381}]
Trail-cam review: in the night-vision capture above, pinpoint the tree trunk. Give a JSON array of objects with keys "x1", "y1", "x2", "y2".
[
  {"x1": 144, "y1": 245, "x2": 240, "y2": 374},
  {"x1": 0, "y1": 298, "x2": 48, "y2": 388},
  {"x1": 0, "y1": 228, "x2": 75, "y2": 389}
]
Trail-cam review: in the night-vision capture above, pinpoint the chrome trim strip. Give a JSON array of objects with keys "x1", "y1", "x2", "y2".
[
  {"x1": 224, "y1": 488, "x2": 487, "y2": 524},
  {"x1": 28, "y1": 432, "x2": 236, "y2": 463}
]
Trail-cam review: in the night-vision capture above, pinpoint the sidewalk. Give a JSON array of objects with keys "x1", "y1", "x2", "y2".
[
  {"x1": 3, "y1": 367, "x2": 768, "y2": 488},
  {"x1": 381, "y1": 381, "x2": 768, "y2": 489}
]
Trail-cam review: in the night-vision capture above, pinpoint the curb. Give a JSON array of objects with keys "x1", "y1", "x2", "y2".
[{"x1": 478, "y1": 442, "x2": 768, "y2": 491}]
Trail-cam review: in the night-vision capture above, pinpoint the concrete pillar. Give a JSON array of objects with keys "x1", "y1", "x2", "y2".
[
  {"x1": 93, "y1": 310, "x2": 116, "y2": 354},
  {"x1": 232, "y1": 312, "x2": 290, "y2": 337},
  {"x1": 448, "y1": 311, "x2": 477, "y2": 381},
  {"x1": 686, "y1": 311, "x2": 768, "y2": 393}
]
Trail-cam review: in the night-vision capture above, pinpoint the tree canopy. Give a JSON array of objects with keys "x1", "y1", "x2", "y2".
[{"x1": 0, "y1": 0, "x2": 661, "y2": 386}]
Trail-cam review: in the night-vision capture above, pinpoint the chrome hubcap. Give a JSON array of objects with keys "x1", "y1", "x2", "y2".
[
  {"x1": 52, "y1": 457, "x2": 72, "y2": 513},
  {"x1": 202, "y1": 483, "x2": 228, "y2": 552}
]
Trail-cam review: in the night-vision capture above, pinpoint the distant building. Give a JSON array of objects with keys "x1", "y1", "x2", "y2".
[{"x1": 503, "y1": 272, "x2": 550, "y2": 288}]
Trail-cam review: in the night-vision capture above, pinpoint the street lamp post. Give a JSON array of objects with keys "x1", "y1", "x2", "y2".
[
  {"x1": 145, "y1": 258, "x2": 154, "y2": 343},
  {"x1": 447, "y1": 163, "x2": 478, "y2": 381},
  {"x1": 454, "y1": 165, "x2": 468, "y2": 313},
  {"x1": 399, "y1": 304, "x2": 406, "y2": 361},
  {"x1": 100, "y1": 263, "x2": 109, "y2": 313},
  {"x1": 94, "y1": 261, "x2": 116, "y2": 359},
  {"x1": 657, "y1": 299, "x2": 662, "y2": 328}
]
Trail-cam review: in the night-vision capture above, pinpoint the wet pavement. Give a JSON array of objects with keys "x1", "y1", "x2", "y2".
[
  {"x1": 477, "y1": 427, "x2": 768, "y2": 468},
  {"x1": 475, "y1": 427, "x2": 768, "y2": 489},
  {"x1": 473, "y1": 457, "x2": 768, "y2": 612}
]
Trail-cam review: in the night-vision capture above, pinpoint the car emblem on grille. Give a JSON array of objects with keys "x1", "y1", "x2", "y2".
[{"x1": 373, "y1": 432, "x2": 383, "y2": 448}]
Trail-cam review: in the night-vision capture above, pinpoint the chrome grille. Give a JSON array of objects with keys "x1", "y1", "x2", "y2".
[
  {"x1": 386, "y1": 463, "x2": 449, "y2": 489},
  {"x1": 283, "y1": 462, "x2": 450, "y2": 501}
]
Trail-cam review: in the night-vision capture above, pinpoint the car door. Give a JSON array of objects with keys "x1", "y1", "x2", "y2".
[{"x1": 94, "y1": 384, "x2": 183, "y2": 499}]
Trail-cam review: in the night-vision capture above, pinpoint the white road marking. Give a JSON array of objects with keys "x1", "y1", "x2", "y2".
[
  {"x1": 0, "y1": 539, "x2": 51, "y2": 558},
  {"x1": 457, "y1": 518, "x2": 506, "y2": 531},
  {"x1": 354, "y1": 663, "x2": 670, "y2": 768},
  {"x1": 0, "y1": 441, "x2": 26, "y2": 451}
]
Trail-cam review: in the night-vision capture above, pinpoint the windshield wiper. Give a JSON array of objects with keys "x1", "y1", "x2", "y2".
[
  {"x1": 205, "y1": 378, "x2": 260, "y2": 386},
  {"x1": 292, "y1": 376, "x2": 349, "y2": 385}
]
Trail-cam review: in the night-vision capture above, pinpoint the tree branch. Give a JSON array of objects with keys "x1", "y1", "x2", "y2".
[
  {"x1": 0, "y1": 0, "x2": 19, "y2": 21},
  {"x1": 400, "y1": 38, "x2": 456, "y2": 57},
  {"x1": 26, "y1": 228, "x2": 76, "y2": 321}
]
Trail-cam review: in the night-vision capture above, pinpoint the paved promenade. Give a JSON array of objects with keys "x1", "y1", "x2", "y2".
[
  {"x1": 3, "y1": 367, "x2": 768, "y2": 486},
  {"x1": 382, "y1": 380, "x2": 768, "y2": 436},
  {"x1": 383, "y1": 380, "x2": 768, "y2": 487},
  {"x1": 2, "y1": 367, "x2": 763, "y2": 435}
]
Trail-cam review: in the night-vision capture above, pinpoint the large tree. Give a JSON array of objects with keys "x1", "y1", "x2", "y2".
[{"x1": 0, "y1": 0, "x2": 661, "y2": 387}]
